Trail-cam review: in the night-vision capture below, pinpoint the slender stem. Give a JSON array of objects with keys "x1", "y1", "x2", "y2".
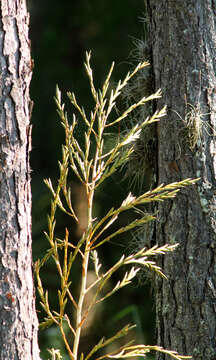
[
  {"x1": 59, "y1": 323, "x2": 75, "y2": 360},
  {"x1": 72, "y1": 189, "x2": 93, "y2": 360},
  {"x1": 73, "y1": 110, "x2": 103, "y2": 358},
  {"x1": 73, "y1": 247, "x2": 90, "y2": 359}
]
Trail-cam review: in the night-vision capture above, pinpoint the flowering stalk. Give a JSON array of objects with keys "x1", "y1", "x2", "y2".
[{"x1": 35, "y1": 52, "x2": 197, "y2": 360}]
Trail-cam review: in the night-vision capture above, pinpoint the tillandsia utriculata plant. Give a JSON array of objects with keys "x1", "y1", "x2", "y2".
[{"x1": 35, "y1": 51, "x2": 196, "y2": 360}]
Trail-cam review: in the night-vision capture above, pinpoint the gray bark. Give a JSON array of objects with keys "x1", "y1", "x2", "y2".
[
  {"x1": 0, "y1": 1, "x2": 40, "y2": 359},
  {"x1": 145, "y1": 0, "x2": 216, "y2": 359}
]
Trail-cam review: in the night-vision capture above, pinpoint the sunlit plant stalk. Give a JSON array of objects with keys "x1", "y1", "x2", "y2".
[{"x1": 35, "y1": 51, "x2": 196, "y2": 360}]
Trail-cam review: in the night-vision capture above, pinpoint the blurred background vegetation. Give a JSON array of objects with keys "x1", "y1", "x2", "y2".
[{"x1": 29, "y1": 0, "x2": 155, "y2": 358}]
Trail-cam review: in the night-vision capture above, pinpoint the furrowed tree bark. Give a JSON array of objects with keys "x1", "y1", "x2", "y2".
[
  {"x1": 0, "y1": 1, "x2": 40, "y2": 359},
  {"x1": 146, "y1": 1, "x2": 216, "y2": 359}
]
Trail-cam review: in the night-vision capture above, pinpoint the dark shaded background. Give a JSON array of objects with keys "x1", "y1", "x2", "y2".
[{"x1": 29, "y1": 1, "x2": 155, "y2": 358}]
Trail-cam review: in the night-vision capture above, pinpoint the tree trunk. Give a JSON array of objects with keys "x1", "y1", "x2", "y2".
[
  {"x1": 0, "y1": 1, "x2": 40, "y2": 359},
  {"x1": 146, "y1": 0, "x2": 216, "y2": 359}
]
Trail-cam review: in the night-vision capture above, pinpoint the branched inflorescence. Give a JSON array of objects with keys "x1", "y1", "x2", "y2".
[{"x1": 35, "y1": 52, "x2": 196, "y2": 360}]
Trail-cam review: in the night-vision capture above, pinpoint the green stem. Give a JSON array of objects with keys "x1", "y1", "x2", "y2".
[
  {"x1": 72, "y1": 189, "x2": 93, "y2": 360},
  {"x1": 73, "y1": 116, "x2": 103, "y2": 359}
]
